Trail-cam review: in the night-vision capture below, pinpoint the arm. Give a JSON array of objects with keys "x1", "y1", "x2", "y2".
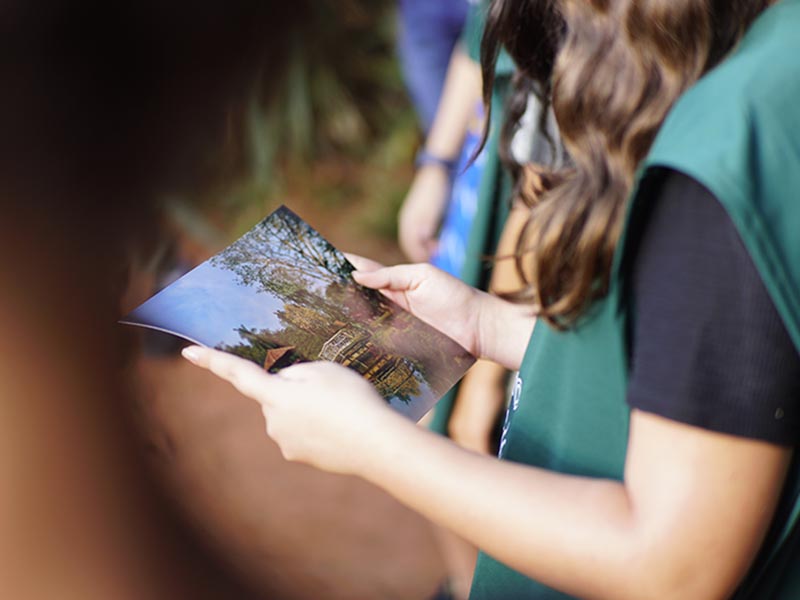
[
  {"x1": 447, "y1": 358, "x2": 507, "y2": 453},
  {"x1": 344, "y1": 388, "x2": 793, "y2": 598},
  {"x1": 185, "y1": 348, "x2": 791, "y2": 600},
  {"x1": 421, "y1": 46, "x2": 482, "y2": 162},
  {"x1": 487, "y1": 199, "x2": 530, "y2": 296},
  {"x1": 398, "y1": 46, "x2": 482, "y2": 262},
  {"x1": 359, "y1": 409, "x2": 790, "y2": 600},
  {"x1": 448, "y1": 202, "x2": 531, "y2": 451}
]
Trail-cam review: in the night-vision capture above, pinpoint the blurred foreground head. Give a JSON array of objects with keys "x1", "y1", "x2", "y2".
[
  {"x1": 1, "y1": 0, "x2": 293, "y2": 230},
  {"x1": 0, "y1": 2, "x2": 292, "y2": 597}
]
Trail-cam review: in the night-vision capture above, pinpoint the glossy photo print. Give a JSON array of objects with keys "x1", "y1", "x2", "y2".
[{"x1": 123, "y1": 206, "x2": 475, "y2": 420}]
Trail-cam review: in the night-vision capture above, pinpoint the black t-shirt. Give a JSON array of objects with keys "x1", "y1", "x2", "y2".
[{"x1": 625, "y1": 169, "x2": 800, "y2": 446}]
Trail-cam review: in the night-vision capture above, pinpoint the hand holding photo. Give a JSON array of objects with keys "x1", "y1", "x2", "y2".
[{"x1": 122, "y1": 206, "x2": 475, "y2": 421}]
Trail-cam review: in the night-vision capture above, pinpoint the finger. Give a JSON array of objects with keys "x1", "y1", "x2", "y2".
[
  {"x1": 343, "y1": 253, "x2": 385, "y2": 272},
  {"x1": 182, "y1": 346, "x2": 284, "y2": 407},
  {"x1": 351, "y1": 264, "x2": 423, "y2": 292}
]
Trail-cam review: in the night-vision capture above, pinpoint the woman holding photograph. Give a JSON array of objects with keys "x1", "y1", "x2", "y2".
[{"x1": 183, "y1": 0, "x2": 800, "y2": 597}]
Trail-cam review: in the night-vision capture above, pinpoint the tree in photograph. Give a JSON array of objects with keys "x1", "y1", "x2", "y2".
[
  {"x1": 323, "y1": 281, "x2": 386, "y2": 323},
  {"x1": 276, "y1": 303, "x2": 342, "y2": 340},
  {"x1": 378, "y1": 360, "x2": 422, "y2": 405},
  {"x1": 211, "y1": 207, "x2": 353, "y2": 296}
]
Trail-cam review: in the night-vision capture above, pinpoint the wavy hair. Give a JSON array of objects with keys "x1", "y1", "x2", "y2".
[
  {"x1": 480, "y1": 0, "x2": 564, "y2": 193},
  {"x1": 482, "y1": 0, "x2": 769, "y2": 327}
]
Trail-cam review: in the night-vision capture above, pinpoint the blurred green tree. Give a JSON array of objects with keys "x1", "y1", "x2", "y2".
[
  {"x1": 167, "y1": 0, "x2": 415, "y2": 247},
  {"x1": 246, "y1": 1, "x2": 407, "y2": 186}
]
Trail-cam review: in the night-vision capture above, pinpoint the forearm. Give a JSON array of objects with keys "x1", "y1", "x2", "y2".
[
  {"x1": 360, "y1": 409, "x2": 788, "y2": 600},
  {"x1": 423, "y1": 45, "x2": 482, "y2": 160},
  {"x1": 460, "y1": 357, "x2": 508, "y2": 387},
  {"x1": 475, "y1": 291, "x2": 535, "y2": 370},
  {"x1": 475, "y1": 202, "x2": 536, "y2": 369},
  {"x1": 488, "y1": 201, "x2": 530, "y2": 296},
  {"x1": 448, "y1": 358, "x2": 509, "y2": 453},
  {"x1": 362, "y1": 417, "x2": 642, "y2": 600}
]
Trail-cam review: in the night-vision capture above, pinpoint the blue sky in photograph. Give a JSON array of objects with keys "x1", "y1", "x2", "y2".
[{"x1": 123, "y1": 260, "x2": 283, "y2": 347}]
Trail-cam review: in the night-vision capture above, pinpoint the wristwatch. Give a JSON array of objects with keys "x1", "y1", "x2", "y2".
[{"x1": 414, "y1": 149, "x2": 458, "y2": 176}]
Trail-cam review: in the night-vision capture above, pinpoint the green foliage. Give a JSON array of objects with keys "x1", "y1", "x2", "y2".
[
  {"x1": 217, "y1": 325, "x2": 310, "y2": 369},
  {"x1": 183, "y1": 0, "x2": 416, "y2": 249},
  {"x1": 211, "y1": 207, "x2": 354, "y2": 293},
  {"x1": 246, "y1": 0, "x2": 409, "y2": 187}
]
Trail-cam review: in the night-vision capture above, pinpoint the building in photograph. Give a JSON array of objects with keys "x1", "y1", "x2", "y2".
[{"x1": 320, "y1": 327, "x2": 417, "y2": 399}]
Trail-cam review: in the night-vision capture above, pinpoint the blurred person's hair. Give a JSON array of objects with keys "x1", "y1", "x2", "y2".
[
  {"x1": 480, "y1": 0, "x2": 769, "y2": 328},
  {"x1": 1, "y1": 0, "x2": 294, "y2": 254},
  {"x1": 0, "y1": 2, "x2": 293, "y2": 597}
]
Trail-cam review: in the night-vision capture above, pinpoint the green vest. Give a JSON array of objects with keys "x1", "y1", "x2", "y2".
[
  {"x1": 459, "y1": 0, "x2": 515, "y2": 291},
  {"x1": 470, "y1": 1, "x2": 800, "y2": 598},
  {"x1": 430, "y1": 0, "x2": 514, "y2": 435}
]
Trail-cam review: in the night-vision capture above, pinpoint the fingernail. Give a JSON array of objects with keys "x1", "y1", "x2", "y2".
[{"x1": 182, "y1": 346, "x2": 201, "y2": 364}]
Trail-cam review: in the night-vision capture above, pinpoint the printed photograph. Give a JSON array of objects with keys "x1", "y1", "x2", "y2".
[{"x1": 123, "y1": 206, "x2": 475, "y2": 420}]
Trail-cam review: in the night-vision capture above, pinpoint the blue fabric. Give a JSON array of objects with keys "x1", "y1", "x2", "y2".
[
  {"x1": 397, "y1": 0, "x2": 469, "y2": 132},
  {"x1": 430, "y1": 102, "x2": 487, "y2": 277}
]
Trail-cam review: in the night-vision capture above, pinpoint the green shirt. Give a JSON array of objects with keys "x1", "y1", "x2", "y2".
[{"x1": 470, "y1": 1, "x2": 800, "y2": 597}]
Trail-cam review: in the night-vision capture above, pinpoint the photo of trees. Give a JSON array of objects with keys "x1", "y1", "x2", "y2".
[{"x1": 123, "y1": 206, "x2": 475, "y2": 420}]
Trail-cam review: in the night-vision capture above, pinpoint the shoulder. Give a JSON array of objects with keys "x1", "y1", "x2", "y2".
[
  {"x1": 629, "y1": 4, "x2": 800, "y2": 362},
  {"x1": 649, "y1": 0, "x2": 800, "y2": 174},
  {"x1": 690, "y1": 1, "x2": 800, "y2": 106}
]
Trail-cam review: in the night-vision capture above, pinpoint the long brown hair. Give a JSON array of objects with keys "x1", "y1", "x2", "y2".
[{"x1": 483, "y1": 0, "x2": 769, "y2": 327}]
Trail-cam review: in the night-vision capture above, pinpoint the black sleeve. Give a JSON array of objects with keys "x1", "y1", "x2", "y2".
[{"x1": 626, "y1": 169, "x2": 800, "y2": 446}]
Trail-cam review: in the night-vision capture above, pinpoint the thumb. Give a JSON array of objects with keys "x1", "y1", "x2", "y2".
[{"x1": 343, "y1": 253, "x2": 385, "y2": 272}]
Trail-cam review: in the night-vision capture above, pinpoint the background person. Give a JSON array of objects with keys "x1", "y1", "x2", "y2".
[{"x1": 397, "y1": 0, "x2": 471, "y2": 134}]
